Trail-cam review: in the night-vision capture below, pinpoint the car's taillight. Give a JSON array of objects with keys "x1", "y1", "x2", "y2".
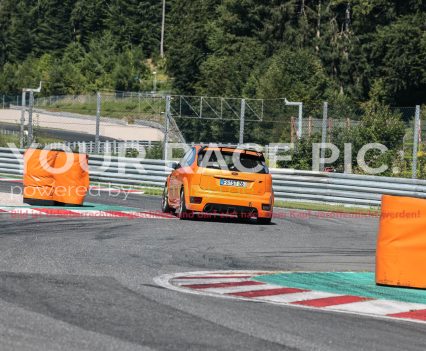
[
  {"x1": 190, "y1": 197, "x2": 203, "y2": 204},
  {"x1": 262, "y1": 204, "x2": 271, "y2": 211}
]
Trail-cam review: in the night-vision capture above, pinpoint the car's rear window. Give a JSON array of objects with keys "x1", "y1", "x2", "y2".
[{"x1": 198, "y1": 150, "x2": 268, "y2": 174}]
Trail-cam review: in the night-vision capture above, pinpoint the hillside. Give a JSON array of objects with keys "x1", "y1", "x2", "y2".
[{"x1": 0, "y1": 1, "x2": 424, "y2": 105}]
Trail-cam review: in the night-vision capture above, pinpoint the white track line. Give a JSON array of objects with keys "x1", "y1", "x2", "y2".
[
  {"x1": 173, "y1": 271, "x2": 260, "y2": 280},
  {"x1": 258, "y1": 291, "x2": 341, "y2": 303},
  {"x1": 0, "y1": 208, "x2": 41, "y2": 215},
  {"x1": 173, "y1": 278, "x2": 251, "y2": 285},
  {"x1": 198, "y1": 284, "x2": 279, "y2": 295},
  {"x1": 326, "y1": 299, "x2": 426, "y2": 315}
]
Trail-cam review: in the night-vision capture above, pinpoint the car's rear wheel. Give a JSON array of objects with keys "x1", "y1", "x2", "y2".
[
  {"x1": 257, "y1": 217, "x2": 272, "y2": 225},
  {"x1": 161, "y1": 184, "x2": 173, "y2": 213},
  {"x1": 177, "y1": 189, "x2": 193, "y2": 220}
]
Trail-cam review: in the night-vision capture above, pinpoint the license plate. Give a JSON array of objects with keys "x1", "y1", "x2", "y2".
[{"x1": 220, "y1": 179, "x2": 247, "y2": 188}]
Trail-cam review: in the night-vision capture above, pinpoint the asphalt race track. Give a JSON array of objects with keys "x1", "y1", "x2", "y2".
[
  {"x1": 0, "y1": 180, "x2": 425, "y2": 351},
  {"x1": 0, "y1": 122, "x2": 116, "y2": 142}
]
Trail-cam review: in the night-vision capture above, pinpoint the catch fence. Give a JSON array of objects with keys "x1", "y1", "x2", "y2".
[{"x1": 1, "y1": 91, "x2": 423, "y2": 179}]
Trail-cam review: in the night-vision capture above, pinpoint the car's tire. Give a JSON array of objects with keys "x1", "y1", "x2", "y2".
[
  {"x1": 161, "y1": 183, "x2": 173, "y2": 213},
  {"x1": 177, "y1": 189, "x2": 193, "y2": 220},
  {"x1": 257, "y1": 217, "x2": 272, "y2": 225}
]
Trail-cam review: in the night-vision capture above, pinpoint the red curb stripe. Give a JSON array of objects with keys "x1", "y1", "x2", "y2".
[
  {"x1": 177, "y1": 275, "x2": 253, "y2": 280},
  {"x1": 103, "y1": 211, "x2": 139, "y2": 218},
  {"x1": 292, "y1": 295, "x2": 372, "y2": 307},
  {"x1": 146, "y1": 211, "x2": 176, "y2": 218},
  {"x1": 183, "y1": 281, "x2": 264, "y2": 289},
  {"x1": 137, "y1": 211, "x2": 176, "y2": 219},
  {"x1": 229, "y1": 287, "x2": 308, "y2": 298},
  {"x1": 34, "y1": 208, "x2": 81, "y2": 216},
  {"x1": 388, "y1": 309, "x2": 426, "y2": 321}
]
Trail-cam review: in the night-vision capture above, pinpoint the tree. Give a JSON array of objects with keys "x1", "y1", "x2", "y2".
[
  {"x1": 368, "y1": 14, "x2": 426, "y2": 105},
  {"x1": 196, "y1": 36, "x2": 266, "y2": 96},
  {"x1": 32, "y1": 0, "x2": 74, "y2": 55},
  {"x1": 167, "y1": 0, "x2": 221, "y2": 94},
  {"x1": 254, "y1": 48, "x2": 332, "y2": 103},
  {"x1": 0, "y1": 0, "x2": 34, "y2": 64},
  {"x1": 105, "y1": 0, "x2": 162, "y2": 56},
  {"x1": 331, "y1": 104, "x2": 405, "y2": 175},
  {"x1": 0, "y1": 0, "x2": 425, "y2": 112},
  {"x1": 112, "y1": 49, "x2": 149, "y2": 91},
  {"x1": 71, "y1": 0, "x2": 107, "y2": 47}
]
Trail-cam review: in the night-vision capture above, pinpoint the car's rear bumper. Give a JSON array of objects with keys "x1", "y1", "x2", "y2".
[{"x1": 186, "y1": 185, "x2": 273, "y2": 218}]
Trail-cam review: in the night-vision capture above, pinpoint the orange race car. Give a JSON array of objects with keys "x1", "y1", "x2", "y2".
[{"x1": 161, "y1": 145, "x2": 274, "y2": 224}]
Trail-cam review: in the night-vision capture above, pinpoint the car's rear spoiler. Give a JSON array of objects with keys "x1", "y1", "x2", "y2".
[{"x1": 198, "y1": 146, "x2": 264, "y2": 160}]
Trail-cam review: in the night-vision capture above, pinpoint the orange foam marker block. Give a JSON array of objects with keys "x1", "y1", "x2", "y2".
[
  {"x1": 23, "y1": 149, "x2": 58, "y2": 204},
  {"x1": 376, "y1": 195, "x2": 426, "y2": 288},
  {"x1": 53, "y1": 151, "x2": 90, "y2": 206}
]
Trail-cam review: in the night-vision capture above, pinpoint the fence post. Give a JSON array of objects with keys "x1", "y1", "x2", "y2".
[
  {"x1": 239, "y1": 98, "x2": 246, "y2": 144},
  {"x1": 412, "y1": 105, "x2": 421, "y2": 179},
  {"x1": 164, "y1": 95, "x2": 171, "y2": 161},
  {"x1": 20, "y1": 91, "x2": 26, "y2": 148},
  {"x1": 290, "y1": 117, "x2": 296, "y2": 143},
  {"x1": 346, "y1": 117, "x2": 351, "y2": 129},
  {"x1": 28, "y1": 91, "x2": 34, "y2": 146},
  {"x1": 95, "y1": 92, "x2": 101, "y2": 154},
  {"x1": 328, "y1": 118, "x2": 333, "y2": 142},
  {"x1": 320, "y1": 102, "x2": 328, "y2": 172}
]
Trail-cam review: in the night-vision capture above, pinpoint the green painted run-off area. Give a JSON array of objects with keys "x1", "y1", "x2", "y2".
[{"x1": 253, "y1": 272, "x2": 426, "y2": 304}]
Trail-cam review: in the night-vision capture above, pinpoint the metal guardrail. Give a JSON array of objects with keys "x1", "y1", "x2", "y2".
[
  {"x1": 270, "y1": 169, "x2": 426, "y2": 206},
  {"x1": 0, "y1": 147, "x2": 171, "y2": 188},
  {"x1": 2, "y1": 147, "x2": 426, "y2": 206},
  {"x1": 48, "y1": 140, "x2": 161, "y2": 155}
]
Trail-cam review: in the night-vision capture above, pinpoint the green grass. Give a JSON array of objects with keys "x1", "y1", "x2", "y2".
[
  {"x1": 142, "y1": 187, "x2": 163, "y2": 196},
  {"x1": 92, "y1": 182, "x2": 163, "y2": 196},
  {"x1": 35, "y1": 135, "x2": 64, "y2": 144},
  {"x1": 0, "y1": 173, "x2": 21, "y2": 179},
  {"x1": 0, "y1": 131, "x2": 64, "y2": 148},
  {"x1": 0, "y1": 134, "x2": 19, "y2": 147},
  {"x1": 46, "y1": 97, "x2": 165, "y2": 124},
  {"x1": 274, "y1": 200, "x2": 380, "y2": 215}
]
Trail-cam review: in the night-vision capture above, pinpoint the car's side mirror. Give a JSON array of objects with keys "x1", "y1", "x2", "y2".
[{"x1": 172, "y1": 163, "x2": 181, "y2": 170}]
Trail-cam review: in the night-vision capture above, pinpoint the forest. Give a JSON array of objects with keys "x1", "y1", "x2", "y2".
[
  {"x1": 0, "y1": 1, "x2": 425, "y2": 175},
  {"x1": 0, "y1": 0, "x2": 424, "y2": 106}
]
